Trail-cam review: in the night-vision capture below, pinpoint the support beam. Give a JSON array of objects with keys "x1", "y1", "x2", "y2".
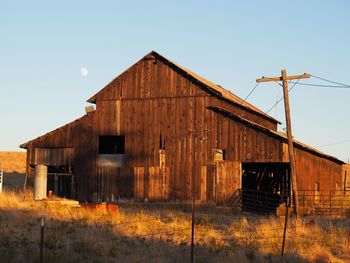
[{"x1": 256, "y1": 73, "x2": 310, "y2": 83}]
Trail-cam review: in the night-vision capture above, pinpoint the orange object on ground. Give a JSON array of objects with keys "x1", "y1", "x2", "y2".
[{"x1": 81, "y1": 203, "x2": 118, "y2": 213}]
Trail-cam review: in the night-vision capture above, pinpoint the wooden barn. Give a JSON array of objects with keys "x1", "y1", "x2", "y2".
[{"x1": 21, "y1": 51, "x2": 347, "y2": 212}]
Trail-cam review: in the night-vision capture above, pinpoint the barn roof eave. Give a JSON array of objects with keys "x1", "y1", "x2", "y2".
[
  {"x1": 19, "y1": 112, "x2": 95, "y2": 150},
  {"x1": 208, "y1": 106, "x2": 345, "y2": 165},
  {"x1": 151, "y1": 51, "x2": 281, "y2": 125}
]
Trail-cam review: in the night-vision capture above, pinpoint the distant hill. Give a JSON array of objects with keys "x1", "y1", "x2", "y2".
[{"x1": 0, "y1": 152, "x2": 26, "y2": 173}]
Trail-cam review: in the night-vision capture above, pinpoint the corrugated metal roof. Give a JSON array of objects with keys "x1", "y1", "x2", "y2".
[{"x1": 87, "y1": 51, "x2": 280, "y2": 124}]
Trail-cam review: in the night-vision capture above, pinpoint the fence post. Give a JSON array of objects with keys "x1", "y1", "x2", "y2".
[
  {"x1": 191, "y1": 196, "x2": 195, "y2": 263},
  {"x1": 0, "y1": 164, "x2": 3, "y2": 193},
  {"x1": 40, "y1": 216, "x2": 45, "y2": 263},
  {"x1": 281, "y1": 197, "x2": 289, "y2": 256}
]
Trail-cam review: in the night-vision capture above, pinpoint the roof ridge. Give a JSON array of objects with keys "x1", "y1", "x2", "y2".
[
  {"x1": 87, "y1": 50, "x2": 280, "y2": 124},
  {"x1": 150, "y1": 51, "x2": 280, "y2": 124}
]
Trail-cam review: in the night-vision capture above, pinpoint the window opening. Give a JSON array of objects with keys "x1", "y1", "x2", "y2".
[{"x1": 99, "y1": 135, "x2": 125, "y2": 154}]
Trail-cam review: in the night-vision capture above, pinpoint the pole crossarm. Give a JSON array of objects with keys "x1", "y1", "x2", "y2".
[{"x1": 256, "y1": 73, "x2": 310, "y2": 83}]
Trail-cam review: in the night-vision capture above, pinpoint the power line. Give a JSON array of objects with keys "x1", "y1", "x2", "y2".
[
  {"x1": 265, "y1": 78, "x2": 300, "y2": 114},
  {"x1": 310, "y1": 74, "x2": 350, "y2": 87},
  {"x1": 289, "y1": 81, "x2": 350, "y2": 89},
  {"x1": 241, "y1": 82, "x2": 260, "y2": 103},
  {"x1": 288, "y1": 74, "x2": 350, "y2": 88},
  {"x1": 316, "y1": 139, "x2": 350, "y2": 148}
]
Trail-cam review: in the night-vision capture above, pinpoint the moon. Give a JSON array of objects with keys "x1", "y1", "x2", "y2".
[{"x1": 80, "y1": 67, "x2": 88, "y2": 77}]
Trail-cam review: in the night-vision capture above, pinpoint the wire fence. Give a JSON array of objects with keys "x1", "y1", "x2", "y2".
[
  {"x1": 1, "y1": 202, "x2": 350, "y2": 263},
  {"x1": 227, "y1": 188, "x2": 350, "y2": 217},
  {"x1": 297, "y1": 189, "x2": 350, "y2": 216}
]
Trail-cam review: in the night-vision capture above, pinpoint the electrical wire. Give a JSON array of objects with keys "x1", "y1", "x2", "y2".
[
  {"x1": 316, "y1": 139, "x2": 350, "y2": 148},
  {"x1": 265, "y1": 79, "x2": 300, "y2": 114},
  {"x1": 274, "y1": 80, "x2": 283, "y2": 88},
  {"x1": 263, "y1": 73, "x2": 349, "y2": 115},
  {"x1": 288, "y1": 74, "x2": 350, "y2": 88},
  {"x1": 241, "y1": 82, "x2": 260, "y2": 104},
  {"x1": 310, "y1": 74, "x2": 350, "y2": 87},
  {"x1": 289, "y1": 81, "x2": 350, "y2": 89}
]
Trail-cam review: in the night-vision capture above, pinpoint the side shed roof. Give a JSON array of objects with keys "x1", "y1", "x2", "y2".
[
  {"x1": 208, "y1": 106, "x2": 344, "y2": 165},
  {"x1": 20, "y1": 112, "x2": 94, "y2": 149}
]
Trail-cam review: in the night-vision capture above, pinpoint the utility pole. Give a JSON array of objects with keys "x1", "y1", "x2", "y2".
[{"x1": 256, "y1": 70, "x2": 310, "y2": 217}]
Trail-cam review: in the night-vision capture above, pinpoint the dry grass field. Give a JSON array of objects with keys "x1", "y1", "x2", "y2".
[
  {"x1": 1, "y1": 190, "x2": 350, "y2": 263},
  {"x1": 0, "y1": 151, "x2": 26, "y2": 173},
  {"x1": 0, "y1": 152, "x2": 27, "y2": 190}
]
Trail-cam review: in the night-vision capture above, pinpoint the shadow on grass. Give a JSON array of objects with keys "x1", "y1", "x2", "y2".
[
  {"x1": 3, "y1": 173, "x2": 26, "y2": 190},
  {"x1": 0, "y1": 205, "x2": 319, "y2": 263}
]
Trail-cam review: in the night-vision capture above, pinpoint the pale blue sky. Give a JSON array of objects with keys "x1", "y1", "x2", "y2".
[{"x1": 1, "y1": 1, "x2": 349, "y2": 162}]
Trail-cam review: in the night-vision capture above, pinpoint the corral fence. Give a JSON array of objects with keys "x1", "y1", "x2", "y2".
[
  {"x1": 297, "y1": 189, "x2": 350, "y2": 216},
  {"x1": 227, "y1": 188, "x2": 350, "y2": 216}
]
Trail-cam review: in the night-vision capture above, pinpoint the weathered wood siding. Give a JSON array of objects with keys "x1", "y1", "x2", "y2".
[
  {"x1": 91, "y1": 56, "x2": 287, "y2": 201},
  {"x1": 294, "y1": 148, "x2": 343, "y2": 191},
  {"x1": 25, "y1": 113, "x2": 96, "y2": 201},
  {"x1": 281, "y1": 143, "x2": 344, "y2": 191},
  {"x1": 28, "y1": 148, "x2": 74, "y2": 166},
  {"x1": 23, "y1": 53, "x2": 345, "y2": 203},
  {"x1": 213, "y1": 161, "x2": 241, "y2": 205}
]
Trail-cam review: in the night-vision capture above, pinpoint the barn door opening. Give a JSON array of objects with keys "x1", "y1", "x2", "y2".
[
  {"x1": 29, "y1": 147, "x2": 75, "y2": 199},
  {"x1": 47, "y1": 165, "x2": 75, "y2": 199},
  {"x1": 241, "y1": 162, "x2": 290, "y2": 213},
  {"x1": 95, "y1": 167, "x2": 134, "y2": 202}
]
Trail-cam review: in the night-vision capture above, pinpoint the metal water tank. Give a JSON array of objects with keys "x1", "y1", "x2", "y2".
[{"x1": 34, "y1": 165, "x2": 47, "y2": 200}]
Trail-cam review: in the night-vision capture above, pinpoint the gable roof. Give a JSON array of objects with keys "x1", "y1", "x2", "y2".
[{"x1": 87, "y1": 51, "x2": 280, "y2": 124}]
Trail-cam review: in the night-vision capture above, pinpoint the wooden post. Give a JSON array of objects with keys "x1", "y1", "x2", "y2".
[
  {"x1": 40, "y1": 216, "x2": 44, "y2": 263},
  {"x1": 256, "y1": 71, "x2": 310, "y2": 217},
  {"x1": 281, "y1": 69, "x2": 299, "y2": 217},
  {"x1": 190, "y1": 128, "x2": 196, "y2": 263},
  {"x1": 0, "y1": 164, "x2": 3, "y2": 193},
  {"x1": 281, "y1": 197, "x2": 289, "y2": 256},
  {"x1": 191, "y1": 196, "x2": 195, "y2": 263}
]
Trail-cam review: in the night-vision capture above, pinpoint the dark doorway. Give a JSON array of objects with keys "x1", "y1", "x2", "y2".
[
  {"x1": 47, "y1": 165, "x2": 75, "y2": 199},
  {"x1": 241, "y1": 162, "x2": 290, "y2": 213}
]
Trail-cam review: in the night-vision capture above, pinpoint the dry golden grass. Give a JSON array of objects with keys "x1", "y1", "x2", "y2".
[
  {"x1": 0, "y1": 151, "x2": 26, "y2": 173},
  {"x1": 1, "y1": 190, "x2": 350, "y2": 263}
]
